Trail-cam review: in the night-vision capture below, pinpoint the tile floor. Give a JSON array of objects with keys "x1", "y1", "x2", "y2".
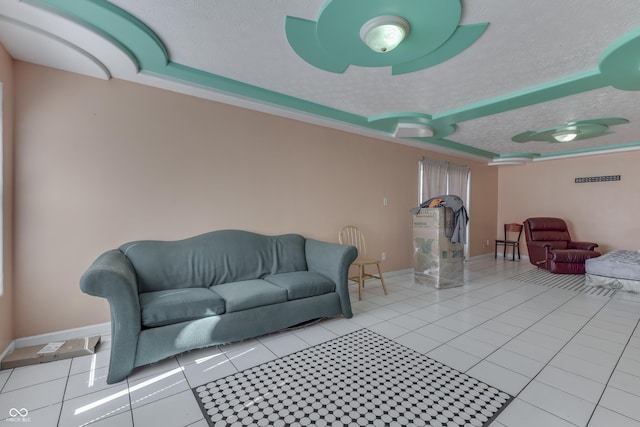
[{"x1": 2, "y1": 256, "x2": 640, "y2": 426}]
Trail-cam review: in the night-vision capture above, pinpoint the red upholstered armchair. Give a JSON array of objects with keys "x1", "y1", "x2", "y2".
[{"x1": 523, "y1": 217, "x2": 601, "y2": 274}]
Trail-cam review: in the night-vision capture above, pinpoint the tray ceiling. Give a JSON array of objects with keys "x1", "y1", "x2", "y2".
[{"x1": 2, "y1": 0, "x2": 640, "y2": 164}]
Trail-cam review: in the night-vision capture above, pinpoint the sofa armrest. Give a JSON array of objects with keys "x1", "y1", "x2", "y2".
[
  {"x1": 305, "y1": 239, "x2": 358, "y2": 318},
  {"x1": 80, "y1": 250, "x2": 141, "y2": 383},
  {"x1": 568, "y1": 241, "x2": 599, "y2": 251}
]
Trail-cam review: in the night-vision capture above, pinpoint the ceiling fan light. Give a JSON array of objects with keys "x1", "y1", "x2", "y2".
[
  {"x1": 552, "y1": 130, "x2": 579, "y2": 142},
  {"x1": 360, "y1": 16, "x2": 410, "y2": 53}
]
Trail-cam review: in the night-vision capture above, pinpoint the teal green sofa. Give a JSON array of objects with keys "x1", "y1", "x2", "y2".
[{"x1": 80, "y1": 230, "x2": 357, "y2": 384}]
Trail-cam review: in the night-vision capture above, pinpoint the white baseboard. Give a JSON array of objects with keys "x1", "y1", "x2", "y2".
[
  {"x1": 383, "y1": 268, "x2": 413, "y2": 278},
  {"x1": 494, "y1": 254, "x2": 530, "y2": 262},
  {"x1": 383, "y1": 255, "x2": 531, "y2": 279},
  {"x1": 13, "y1": 322, "x2": 111, "y2": 349},
  {"x1": 468, "y1": 252, "x2": 530, "y2": 262},
  {"x1": 466, "y1": 253, "x2": 494, "y2": 261}
]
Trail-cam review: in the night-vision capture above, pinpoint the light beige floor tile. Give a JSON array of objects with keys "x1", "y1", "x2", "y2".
[
  {"x1": 600, "y1": 386, "x2": 640, "y2": 422},
  {"x1": 519, "y1": 380, "x2": 595, "y2": 426},
  {"x1": 132, "y1": 390, "x2": 203, "y2": 427},
  {"x1": 466, "y1": 361, "x2": 530, "y2": 395},
  {"x1": 534, "y1": 365, "x2": 605, "y2": 404}
]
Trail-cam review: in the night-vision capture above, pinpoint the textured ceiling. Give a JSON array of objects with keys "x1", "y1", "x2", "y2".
[{"x1": 2, "y1": 0, "x2": 640, "y2": 164}]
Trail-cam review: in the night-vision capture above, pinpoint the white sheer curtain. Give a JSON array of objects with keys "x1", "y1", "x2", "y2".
[
  {"x1": 447, "y1": 162, "x2": 470, "y2": 203},
  {"x1": 419, "y1": 158, "x2": 449, "y2": 202},
  {"x1": 419, "y1": 157, "x2": 470, "y2": 202},
  {"x1": 418, "y1": 157, "x2": 471, "y2": 258}
]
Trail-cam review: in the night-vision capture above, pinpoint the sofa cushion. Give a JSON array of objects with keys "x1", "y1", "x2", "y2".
[
  {"x1": 210, "y1": 280, "x2": 287, "y2": 312},
  {"x1": 119, "y1": 230, "x2": 308, "y2": 293},
  {"x1": 264, "y1": 272, "x2": 335, "y2": 300},
  {"x1": 139, "y1": 288, "x2": 226, "y2": 328}
]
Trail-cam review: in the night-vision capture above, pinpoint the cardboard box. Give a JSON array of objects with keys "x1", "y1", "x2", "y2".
[
  {"x1": 413, "y1": 207, "x2": 464, "y2": 289},
  {"x1": 1, "y1": 336, "x2": 101, "y2": 369}
]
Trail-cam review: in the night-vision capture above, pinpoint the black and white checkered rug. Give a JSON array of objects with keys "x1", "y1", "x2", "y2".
[
  {"x1": 193, "y1": 329, "x2": 513, "y2": 427},
  {"x1": 510, "y1": 268, "x2": 617, "y2": 297}
]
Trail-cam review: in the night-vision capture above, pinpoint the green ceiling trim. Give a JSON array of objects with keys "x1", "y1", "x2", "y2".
[
  {"x1": 31, "y1": 1, "x2": 640, "y2": 162},
  {"x1": 434, "y1": 70, "x2": 607, "y2": 125},
  {"x1": 285, "y1": 0, "x2": 488, "y2": 75},
  {"x1": 537, "y1": 141, "x2": 640, "y2": 158},
  {"x1": 161, "y1": 63, "x2": 367, "y2": 126},
  {"x1": 495, "y1": 153, "x2": 540, "y2": 160},
  {"x1": 488, "y1": 141, "x2": 640, "y2": 161},
  {"x1": 416, "y1": 138, "x2": 498, "y2": 158}
]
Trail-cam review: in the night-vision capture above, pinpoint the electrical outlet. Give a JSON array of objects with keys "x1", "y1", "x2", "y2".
[
  {"x1": 381, "y1": 251, "x2": 387, "y2": 261},
  {"x1": 486, "y1": 239, "x2": 490, "y2": 247},
  {"x1": 383, "y1": 197, "x2": 389, "y2": 206}
]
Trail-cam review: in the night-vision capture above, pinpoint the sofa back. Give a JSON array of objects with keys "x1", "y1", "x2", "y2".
[{"x1": 119, "y1": 230, "x2": 308, "y2": 293}]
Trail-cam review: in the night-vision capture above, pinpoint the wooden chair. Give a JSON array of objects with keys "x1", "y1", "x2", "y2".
[
  {"x1": 338, "y1": 226, "x2": 387, "y2": 300},
  {"x1": 495, "y1": 223, "x2": 523, "y2": 261}
]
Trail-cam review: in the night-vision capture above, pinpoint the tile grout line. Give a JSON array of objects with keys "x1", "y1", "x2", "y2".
[
  {"x1": 126, "y1": 372, "x2": 135, "y2": 426},
  {"x1": 57, "y1": 360, "x2": 74, "y2": 427},
  {"x1": 584, "y1": 312, "x2": 640, "y2": 426}
]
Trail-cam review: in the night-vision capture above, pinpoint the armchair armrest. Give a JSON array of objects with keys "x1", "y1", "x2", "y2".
[
  {"x1": 568, "y1": 241, "x2": 599, "y2": 251},
  {"x1": 305, "y1": 239, "x2": 358, "y2": 318},
  {"x1": 526, "y1": 241, "x2": 552, "y2": 265},
  {"x1": 80, "y1": 250, "x2": 141, "y2": 383},
  {"x1": 527, "y1": 241, "x2": 552, "y2": 249}
]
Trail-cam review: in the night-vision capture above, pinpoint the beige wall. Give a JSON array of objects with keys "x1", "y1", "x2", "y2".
[
  {"x1": 468, "y1": 161, "x2": 499, "y2": 255},
  {"x1": 0, "y1": 44, "x2": 14, "y2": 353},
  {"x1": 497, "y1": 151, "x2": 640, "y2": 256},
  {"x1": 13, "y1": 62, "x2": 497, "y2": 337}
]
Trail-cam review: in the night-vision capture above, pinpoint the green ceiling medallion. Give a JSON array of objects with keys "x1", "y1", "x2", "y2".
[
  {"x1": 512, "y1": 118, "x2": 629, "y2": 143},
  {"x1": 599, "y1": 28, "x2": 640, "y2": 91},
  {"x1": 285, "y1": 0, "x2": 488, "y2": 75}
]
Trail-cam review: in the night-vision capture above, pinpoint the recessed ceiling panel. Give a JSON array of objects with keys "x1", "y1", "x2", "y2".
[
  {"x1": 0, "y1": 16, "x2": 109, "y2": 79},
  {"x1": 107, "y1": 0, "x2": 640, "y2": 115},
  {"x1": 4, "y1": 0, "x2": 640, "y2": 163}
]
